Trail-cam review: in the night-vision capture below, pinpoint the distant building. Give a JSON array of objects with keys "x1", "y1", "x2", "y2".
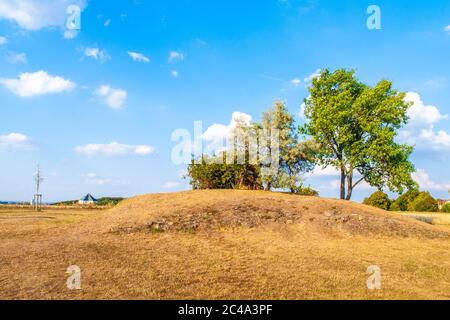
[
  {"x1": 79, "y1": 194, "x2": 97, "y2": 205},
  {"x1": 437, "y1": 199, "x2": 450, "y2": 210}
]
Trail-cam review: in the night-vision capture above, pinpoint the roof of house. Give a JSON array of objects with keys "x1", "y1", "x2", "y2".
[{"x1": 80, "y1": 193, "x2": 97, "y2": 202}]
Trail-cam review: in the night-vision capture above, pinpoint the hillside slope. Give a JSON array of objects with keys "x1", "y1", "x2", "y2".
[
  {"x1": 1, "y1": 190, "x2": 450, "y2": 300},
  {"x1": 106, "y1": 190, "x2": 448, "y2": 238}
]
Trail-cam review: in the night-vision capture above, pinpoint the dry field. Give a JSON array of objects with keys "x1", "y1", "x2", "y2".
[{"x1": 1, "y1": 190, "x2": 450, "y2": 300}]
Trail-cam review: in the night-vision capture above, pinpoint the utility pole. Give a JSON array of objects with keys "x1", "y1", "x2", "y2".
[{"x1": 34, "y1": 164, "x2": 43, "y2": 211}]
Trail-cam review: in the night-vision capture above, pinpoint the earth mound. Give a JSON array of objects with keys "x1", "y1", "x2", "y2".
[{"x1": 105, "y1": 190, "x2": 448, "y2": 239}]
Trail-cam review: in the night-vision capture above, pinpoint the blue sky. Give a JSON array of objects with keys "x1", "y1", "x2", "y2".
[{"x1": 0, "y1": 0, "x2": 449, "y2": 202}]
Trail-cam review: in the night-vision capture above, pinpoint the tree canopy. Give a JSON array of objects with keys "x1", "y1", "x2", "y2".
[{"x1": 302, "y1": 68, "x2": 416, "y2": 200}]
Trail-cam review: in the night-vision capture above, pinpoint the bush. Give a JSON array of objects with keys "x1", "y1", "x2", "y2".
[
  {"x1": 187, "y1": 155, "x2": 263, "y2": 190},
  {"x1": 293, "y1": 185, "x2": 319, "y2": 196},
  {"x1": 408, "y1": 192, "x2": 438, "y2": 212},
  {"x1": 363, "y1": 191, "x2": 392, "y2": 210},
  {"x1": 96, "y1": 197, "x2": 125, "y2": 206},
  {"x1": 390, "y1": 189, "x2": 419, "y2": 211},
  {"x1": 441, "y1": 203, "x2": 450, "y2": 213}
]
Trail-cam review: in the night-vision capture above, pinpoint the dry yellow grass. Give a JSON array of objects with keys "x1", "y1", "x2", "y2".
[
  {"x1": 1, "y1": 190, "x2": 450, "y2": 300},
  {"x1": 393, "y1": 212, "x2": 450, "y2": 230}
]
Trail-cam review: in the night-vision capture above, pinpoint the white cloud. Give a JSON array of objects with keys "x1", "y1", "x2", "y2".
[
  {"x1": 400, "y1": 92, "x2": 450, "y2": 151},
  {"x1": 444, "y1": 25, "x2": 450, "y2": 34},
  {"x1": 63, "y1": 29, "x2": 79, "y2": 39},
  {"x1": 203, "y1": 112, "x2": 252, "y2": 142},
  {"x1": 170, "y1": 70, "x2": 179, "y2": 78},
  {"x1": 104, "y1": 19, "x2": 111, "y2": 27},
  {"x1": 420, "y1": 127, "x2": 450, "y2": 150},
  {"x1": 0, "y1": 36, "x2": 7, "y2": 45},
  {"x1": 291, "y1": 78, "x2": 301, "y2": 86},
  {"x1": 84, "y1": 47, "x2": 110, "y2": 63},
  {"x1": 95, "y1": 85, "x2": 127, "y2": 109},
  {"x1": 0, "y1": 0, "x2": 86, "y2": 31},
  {"x1": 74, "y1": 142, "x2": 155, "y2": 157},
  {"x1": 127, "y1": 51, "x2": 150, "y2": 63},
  {"x1": 404, "y1": 92, "x2": 448, "y2": 126},
  {"x1": 0, "y1": 132, "x2": 34, "y2": 151},
  {"x1": 164, "y1": 181, "x2": 180, "y2": 189},
  {"x1": 6, "y1": 52, "x2": 27, "y2": 64},
  {"x1": 169, "y1": 51, "x2": 185, "y2": 63},
  {"x1": 412, "y1": 169, "x2": 450, "y2": 191},
  {"x1": 0, "y1": 70, "x2": 76, "y2": 97},
  {"x1": 304, "y1": 69, "x2": 321, "y2": 83}
]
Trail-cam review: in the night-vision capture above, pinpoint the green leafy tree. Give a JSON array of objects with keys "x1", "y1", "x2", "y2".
[
  {"x1": 302, "y1": 69, "x2": 416, "y2": 200},
  {"x1": 408, "y1": 192, "x2": 438, "y2": 212},
  {"x1": 442, "y1": 203, "x2": 450, "y2": 213},
  {"x1": 363, "y1": 191, "x2": 392, "y2": 210},
  {"x1": 390, "y1": 189, "x2": 419, "y2": 211},
  {"x1": 260, "y1": 101, "x2": 316, "y2": 192}
]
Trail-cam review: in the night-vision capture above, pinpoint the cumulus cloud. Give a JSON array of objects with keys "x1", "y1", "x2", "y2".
[
  {"x1": 0, "y1": 36, "x2": 7, "y2": 45},
  {"x1": 0, "y1": 132, "x2": 34, "y2": 151},
  {"x1": 400, "y1": 92, "x2": 450, "y2": 151},
  {"x1": 0, "y1": 70, "x2": 75, "y2": 97},
  {"x1": 94, "y1": 85, "x2": 127, "y2": 109},
  {"x1": 127, "y1": 51, "x2": 150, "y2": 63},
  {"x1": 404, "y1": 92, "x2": 448, "y2": 126},
  {"x1": 84, "y1": 47, "x2": 110, "y2": 63},
  {"x1": 6, "y1": 52, "x2": 27, "y2": 64},
  {"x1": 170, "y1": 70, "x2": 179, "y2": 78},
  {"x1": 419, "y1": 128, "x2": 450, "y2": 150},
  {"x1": 168, "y1": 51, "x2": 185, "y2": 63},
  {"x1": 203, "y1": 112, "x2": 252, "y2": 142},
  {"x1": 74, "y1": 142, "x2": 155, "y2": 157},
  {"x1": 0, "y1": 0, "x2": 86, "y2": 31},
  {"x1": 412, "y1": 169, "x2": 450, "y2": 191}
]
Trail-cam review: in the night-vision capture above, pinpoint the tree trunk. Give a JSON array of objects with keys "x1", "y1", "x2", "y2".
[
  {"x1": 340, "y1": 166, "x2": 346, "y2": 200},
  {"x1": 346, "y1": 173, "x2": 353, "y2": 201},
  {"x1": 265, "y1": 182, "x2": 271, "y2": 191}
]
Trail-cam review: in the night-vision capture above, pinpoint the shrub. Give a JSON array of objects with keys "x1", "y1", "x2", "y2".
[
  {"x1": 363, "y1": 191, "x2": 391, "y2": 210},
  {"x1": 408, "y1": 192, "x2": 438, "y2": 212},
  {"x1": 390, "y1": 189, "x2": 419, "y2": 211},
  {"x1": 441, "y1": 203, "x2": 450, "y2": 213},
  {"x1": 187, "y1": 155, "x2": 263, "y2": 190},
  {"x1": 293, "y1": 185, "x2": 319, "y2": 196},
  {"x1": 96, "y1": 197, "x2": 125, "y2": 206}
]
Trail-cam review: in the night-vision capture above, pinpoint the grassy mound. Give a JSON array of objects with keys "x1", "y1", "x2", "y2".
[{"x1": 107, "y1": 190, "x2": 448, "y2": 239}]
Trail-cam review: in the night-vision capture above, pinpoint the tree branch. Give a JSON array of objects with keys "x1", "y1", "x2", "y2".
[{"x1": 352, "y1": 177, "x2": 365, "y2": 189}]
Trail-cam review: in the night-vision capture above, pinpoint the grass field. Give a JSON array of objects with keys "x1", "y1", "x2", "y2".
[
  {"x1": 395, "y1": 212, "x2": 450, "y2": 230},
  {"x1": 1, "y1": 190, "x2": 450, "y2": 300}
]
